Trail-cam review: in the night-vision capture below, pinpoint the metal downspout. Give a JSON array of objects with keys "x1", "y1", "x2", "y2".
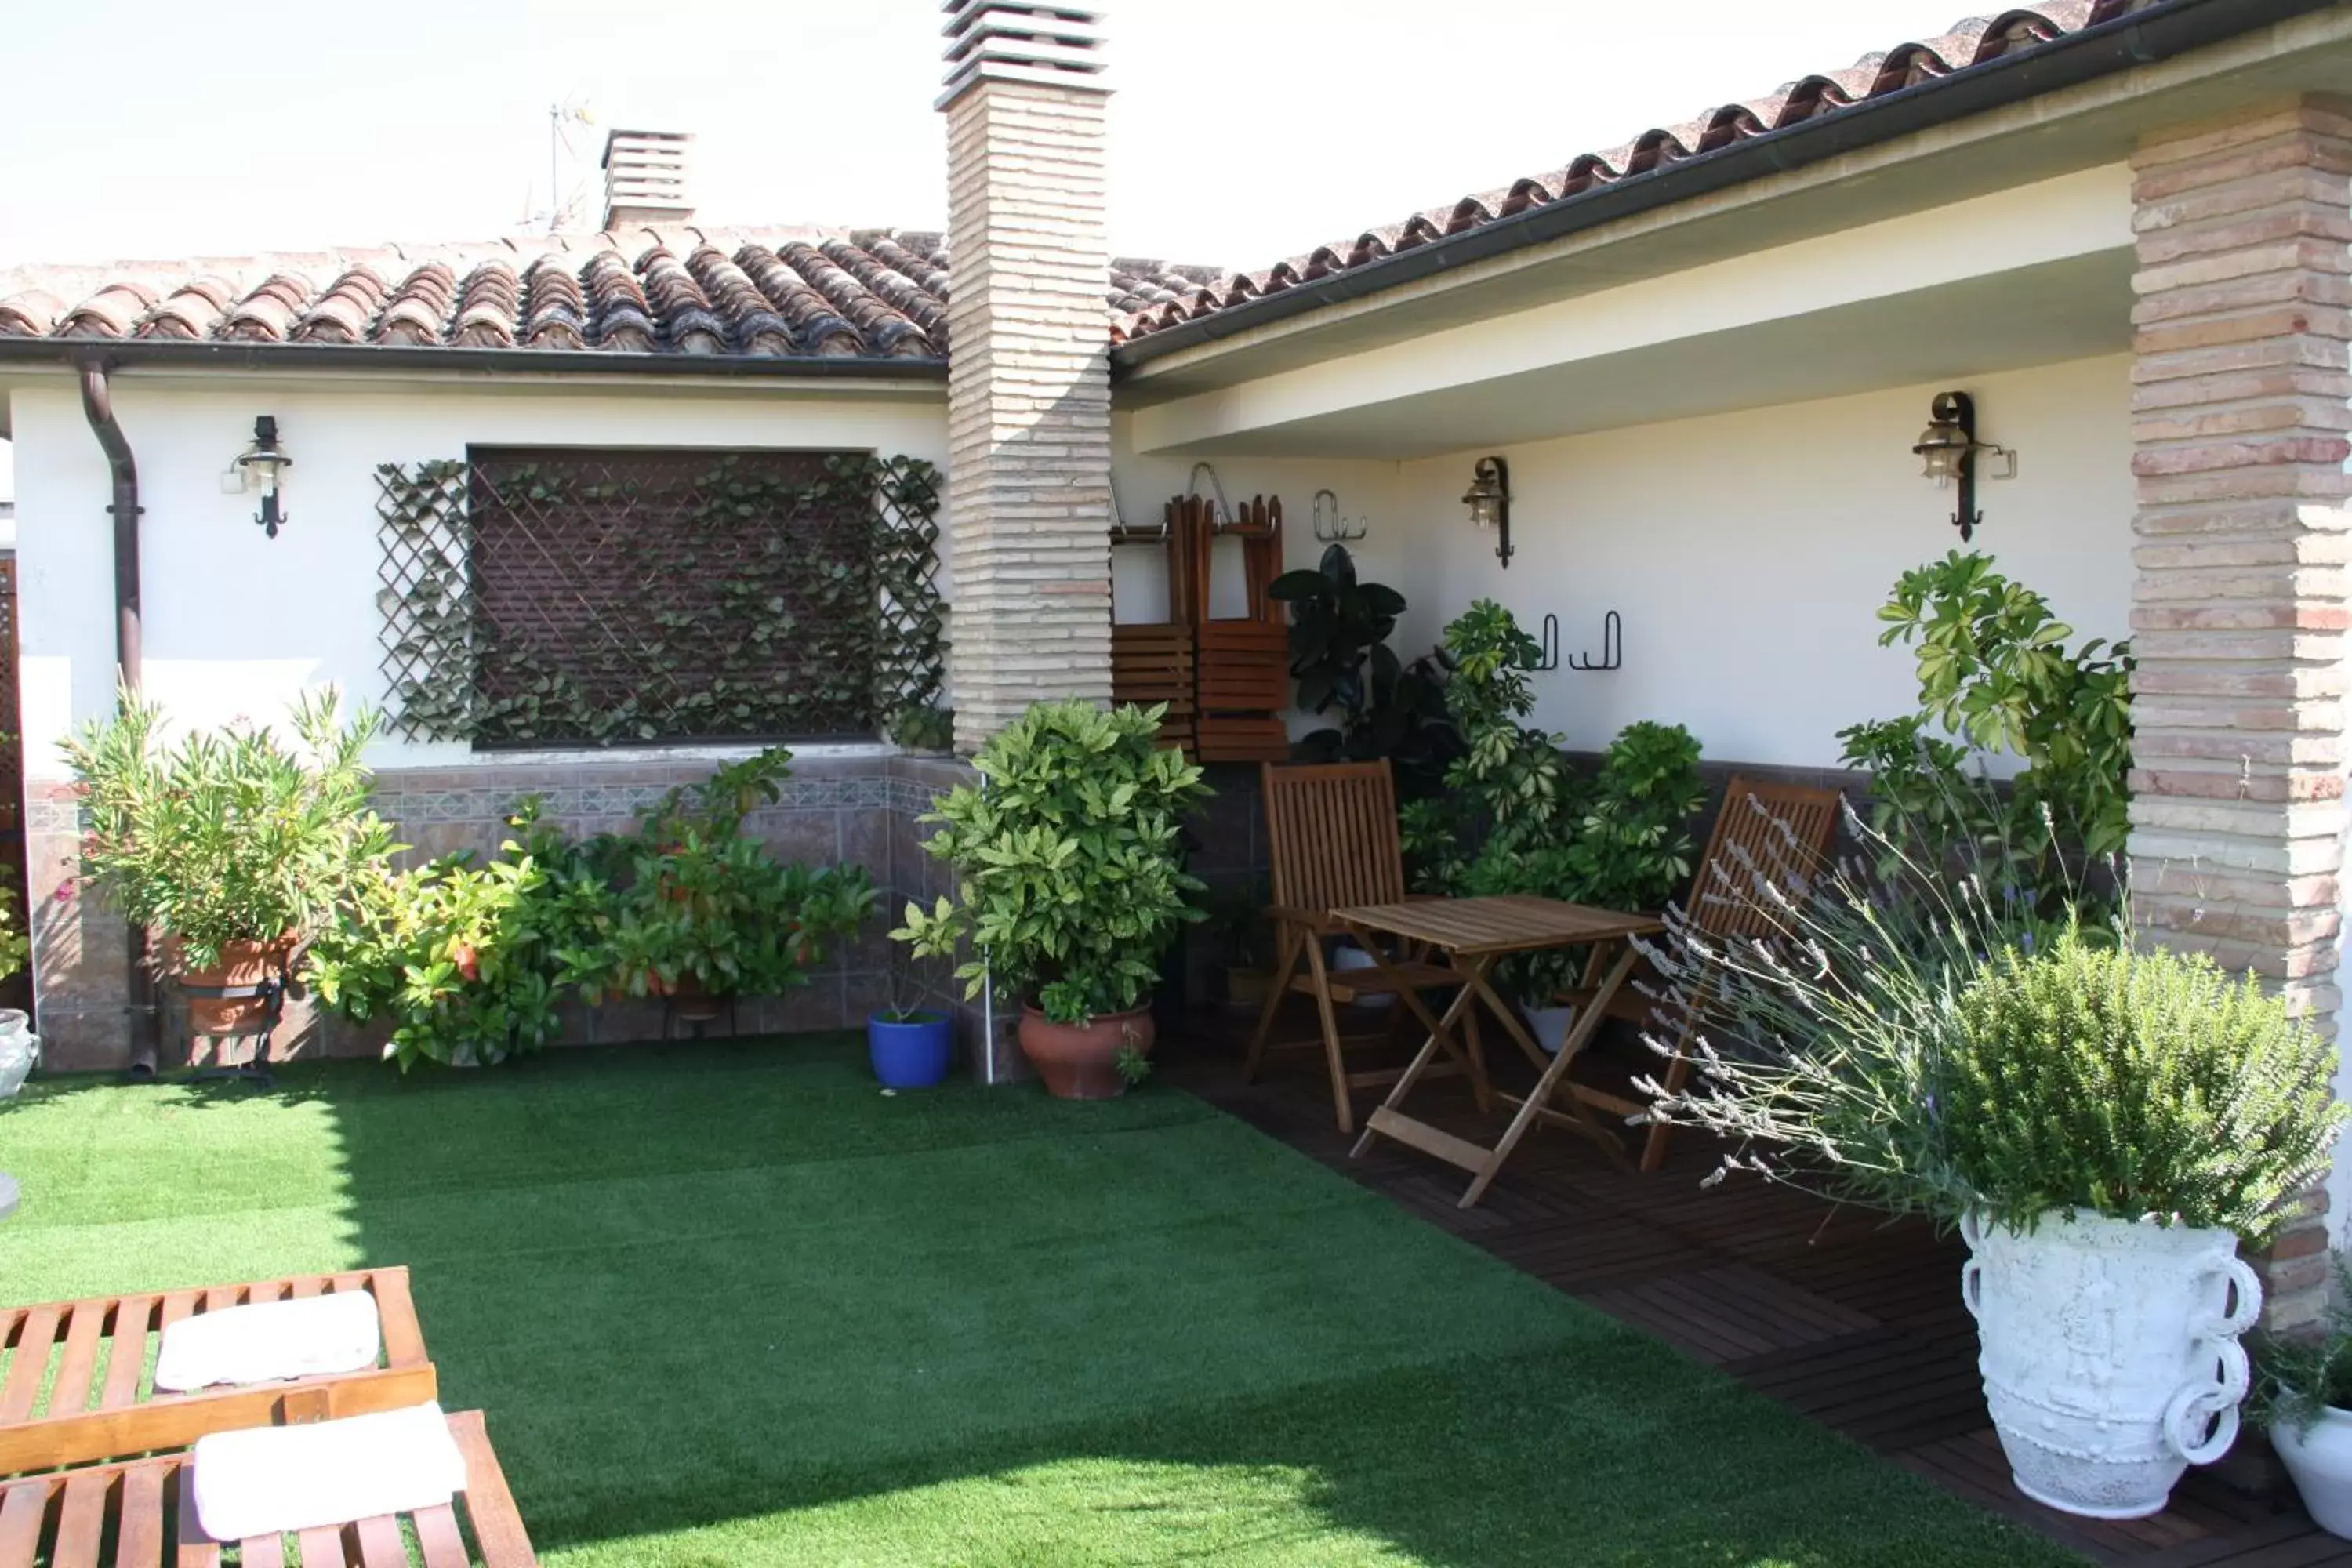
[{"x1": 75, "y1": 359, "x2": 158, "y2": 1077}]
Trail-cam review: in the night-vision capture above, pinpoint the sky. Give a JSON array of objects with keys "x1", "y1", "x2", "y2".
[
  {"x1": 0, "y1": 0, "x2": 1985, "y2": 273},
  {"x1": 0, "y1": 0, "x2": 1984, "y2": 502}
]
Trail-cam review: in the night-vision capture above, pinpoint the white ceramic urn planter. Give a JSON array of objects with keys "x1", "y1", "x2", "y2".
[{"x1": 1962, "y1": 1210, "x2": 2262, "y2": 1519}]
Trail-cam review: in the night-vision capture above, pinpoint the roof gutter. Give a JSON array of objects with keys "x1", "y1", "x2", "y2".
[
  {"x1": 1111, "y1": 0, "x2": 2335, "y2": 374},
  {"x1": 0, "y1": 338, "x2": 949, "y2": 383}
]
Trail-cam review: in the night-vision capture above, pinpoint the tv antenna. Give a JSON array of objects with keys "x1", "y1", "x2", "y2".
[{"x1": 542, "y1": 96, "x2": 597, "y2": 231}]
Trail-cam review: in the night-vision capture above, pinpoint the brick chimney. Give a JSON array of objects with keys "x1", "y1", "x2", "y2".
[
  {"x1": 600, "y1": 129, "x2": 695, "y2": 230},
  {"x1": 937, "y1": 2, "x2": 1114, "y2": 752}
]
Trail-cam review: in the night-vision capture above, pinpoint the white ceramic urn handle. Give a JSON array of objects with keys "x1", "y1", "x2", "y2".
[
  {"x1": 2163, "y1": 1336, "x2": 2250, "y2": 1465},
  {"x1": 1957, "y1": 1211, "x2": 1987, "y2": 1322},
  {"x1": 2193, "y1": 1257, "x2": 2263, "y2": 1339}
]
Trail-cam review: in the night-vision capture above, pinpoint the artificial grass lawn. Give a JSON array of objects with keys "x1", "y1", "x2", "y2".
[{"x1": 0, "y1": 1036, "x2": 2079, "y2": 1566}]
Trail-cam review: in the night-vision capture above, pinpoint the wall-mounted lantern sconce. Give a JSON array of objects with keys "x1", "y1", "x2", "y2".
[
  {"x1": 1911, "y1": 391, "x2": 2016, "y2": 543},
  {"x1": 233, "y1": 416, "x2": 292, "y2": 539},
  {"x1": 1462, "y1": 454, "x2": 1513, "y2": 568}
]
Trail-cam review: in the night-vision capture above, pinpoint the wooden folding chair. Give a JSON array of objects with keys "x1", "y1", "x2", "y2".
[
  {"x1": 1244, "y1": 760, "x2": 1479, "y2": 1132},
  {"x1": 0, "y1": 1268, "x2": 437, "y2": 1474},
  {"x1": 0, "y1": 1407, "x2": 535, "y2": 1567},
  {"x1": 1634, "y1": 774, "x2": 1842, "y2": 1172}
]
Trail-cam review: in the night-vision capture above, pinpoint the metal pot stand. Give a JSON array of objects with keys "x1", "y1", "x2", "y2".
[{"x1": 175, "y1": 967, "x2": 287, "y2": 1089}]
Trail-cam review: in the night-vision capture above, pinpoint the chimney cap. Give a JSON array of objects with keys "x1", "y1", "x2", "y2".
[
  {"x1": 937, "y1": 2, "x2": 1107, "y2": 110},
  {"x1": 601, "y1": 129, "x2": 695, "y2": 231},
  {"x1": 601, "y1": 128, "x2": 694, "y2": 170}
]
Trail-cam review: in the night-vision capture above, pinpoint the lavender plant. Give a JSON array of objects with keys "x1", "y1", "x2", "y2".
[{"x1": 1635, "y1": 797, "x2": 2340, "y2": 1244}]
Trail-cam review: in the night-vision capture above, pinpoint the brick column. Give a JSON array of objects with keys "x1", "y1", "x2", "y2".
[
  {"x1": 937, "y1": 4, "x2": 1114, "y2": 754},
  {"x1": 2128, "y1": 96, "x2": 2352, "y2": 1330}
]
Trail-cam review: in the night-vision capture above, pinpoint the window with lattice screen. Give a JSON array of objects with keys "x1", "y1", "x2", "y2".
[{"x1": 376, "y1": 448, "x2": 944, "y2": 749}]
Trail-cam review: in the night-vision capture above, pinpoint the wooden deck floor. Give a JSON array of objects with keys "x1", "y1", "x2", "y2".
[{"x1": 1164, "y1": 1010, "x2": 2352, "y2": 1567}]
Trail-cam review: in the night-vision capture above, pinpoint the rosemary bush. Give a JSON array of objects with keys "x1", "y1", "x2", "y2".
[
  {"x1": 1639, "y1": 805, "x2": 2341, "y2": 1244},
  {"x1": 1947, "y1": 932, "x2": 2338, "y2": 1239},
  {"x1": 2254, "y1": 1254, "x2": 2352, "y2": 1435}
]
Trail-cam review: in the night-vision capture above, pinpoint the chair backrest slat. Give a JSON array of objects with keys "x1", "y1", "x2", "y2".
[
  {"x1": 1262, "y1": 760, "x2": 1408, "y2": 914},
  {"x1": 1688, "y1": 775, "x2": 1844, "y2": 939}
]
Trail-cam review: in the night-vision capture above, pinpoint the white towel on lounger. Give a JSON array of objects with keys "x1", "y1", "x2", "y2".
[
  {"x1": 192, "y1": 1400, "x2": 467, "y2": 1542},
  {"x1": 154, "y1": 1290, "x2": 382, "y2": 1392}
]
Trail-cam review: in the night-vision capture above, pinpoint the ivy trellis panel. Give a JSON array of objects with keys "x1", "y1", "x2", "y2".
[{"x1": 375, "y1": 449, "x2": 946, "y2": 747}]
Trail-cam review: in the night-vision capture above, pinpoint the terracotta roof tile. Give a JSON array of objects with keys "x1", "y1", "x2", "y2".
[
  {"x1": 0, "y1": 225, "x2": 1225, "y2": 365},
  {"x1": 1112, "y1": 0, "x2": 2137, "y2": 344}
]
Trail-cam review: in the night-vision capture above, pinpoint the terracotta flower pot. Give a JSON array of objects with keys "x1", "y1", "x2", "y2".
[
  {"x1": 1016, "y1": 1005, "x2": 1154, "y2": 1100},
  {"x1": 175, "y1": 936, "x2": 296, "y2": 1036}
]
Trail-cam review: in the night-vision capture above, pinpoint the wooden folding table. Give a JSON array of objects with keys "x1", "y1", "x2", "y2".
[{"x1": 1336, "y1": 895, "x2": 1663, "y2": 1207}]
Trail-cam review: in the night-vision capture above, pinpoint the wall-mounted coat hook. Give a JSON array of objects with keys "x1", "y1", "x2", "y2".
[
  {"x1": 1185, "y1": 461, "x2": 1234, "y2": 528},
  {"x1": 1109, "y1": 473, "x2": 1166, "y2": 542},
  {"x1": 1311, "y1": 489, "x2": 1367, "y2": 544},
  {"x1": 1534, "y1": 612, "x2": 1561, "y2": 672},
  {"x1": 1565, "y1": 610, "x2": 1622, "y2": 672}
]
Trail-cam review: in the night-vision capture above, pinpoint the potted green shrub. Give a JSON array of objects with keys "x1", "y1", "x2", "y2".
[
  {"x1": 1642, "y1": 820, "x2": 2343, "y2": 1522},
  {"x1": 62, "y1": 690, "x2": 394, "y2": 1034},
  {"x1": 866, "y1": 966, "x2": 954, "y2": 1089},
  {"x1": 894, "y1": 700, "x2": 1210, "y2": 1098},
  {"x1": 310, "y1": 804, "x2": 608, "y2": 1069},
  {"x1": 577, "y1": 750, "x2": 875, "y2": 1021},
  {"x1": 1399, "y1": 601, "x2": 1704, "y2": 1040},
  {"x1": 2256, "y1": 1256, "x2": 2352, "y2": 1538},
  {"x1": 1269, "y1": 543, "x2": 1460, "y2": 793}
]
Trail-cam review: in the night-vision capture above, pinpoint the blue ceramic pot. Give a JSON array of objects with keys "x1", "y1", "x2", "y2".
[{"x1": 867, "y1": 1010, "x2": 953, "y2": 1088}]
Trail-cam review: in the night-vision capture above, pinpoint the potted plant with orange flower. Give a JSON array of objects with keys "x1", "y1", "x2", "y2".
[{"x1": 60, "y1": 688, "x2": 394, "y2": 1034}]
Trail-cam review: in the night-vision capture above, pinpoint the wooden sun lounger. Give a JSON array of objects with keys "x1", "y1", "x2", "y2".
[
  {"x1": 0, "y1": 1268, "x2": 437, "y2": 1474},
  {"x1": 0, "y1": 1407, "x2": 535, "y2": 1567}
]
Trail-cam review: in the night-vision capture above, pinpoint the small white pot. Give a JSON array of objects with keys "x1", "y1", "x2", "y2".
[
  {"x1": 1963, "y1": 1209, "x2": 2260, "y2": 1519},
  {"x1": 1522, "y1": 1004, "x2": 1575, "y2": 1055},
  {"x1": 0, "y1": 1011, "x2": 39, "y2": 1100},
  {"x1": 2276, "y1": 1407, "x2": 2352, "y2": 1538}
]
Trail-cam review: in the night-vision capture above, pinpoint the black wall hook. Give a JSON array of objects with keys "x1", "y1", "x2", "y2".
[
  {"x1": 1566, "y1": 611, "x2": 1622, "y2": 672},
  {"x1": 1534, "y1": 612, "x2": 1560, "y2": 671}
]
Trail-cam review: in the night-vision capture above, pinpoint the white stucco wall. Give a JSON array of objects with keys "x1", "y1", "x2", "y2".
[
  {"x1": 1375, "y1": 354, "x2": 2136, "y2": 768},
  {"x1": 7, "y1": 375, "x2": 948, "y2": 779},
  {"x1": 1110, "y1": 430, "x2": 1398, "y2": 621}
]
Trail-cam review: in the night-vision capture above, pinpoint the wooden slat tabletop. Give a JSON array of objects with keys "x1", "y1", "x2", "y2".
[{"x1": 1334, "y1": 894, "x2": 1661, "y2": 956}]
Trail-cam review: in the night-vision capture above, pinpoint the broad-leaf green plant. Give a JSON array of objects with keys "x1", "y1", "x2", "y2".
[
  {"x1": 576, "y1": 750, "x2": 874, "y2": 1003},
  {"x1": 1402, "y1": 603, "x2": 1703, "y2": 1002},
  {"x1": 60, "y1": 689, "x2": 396, "y2": 971},
  {"x1": 1839, "y1": 551, "x2": 2132, "y2": 913},
  {"x1": 1270, "y1": 546, "x2": 1461, "y2": 792},
  {"x1": 0, "y1": 883, "x2": 27, "y2": 985},
  {"x1": 310, "y1": 803, "x2": 608, "y2": 1069},
  {"x1": 893, "y1": 701, "x2": 1210, "y2": 1026}
]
